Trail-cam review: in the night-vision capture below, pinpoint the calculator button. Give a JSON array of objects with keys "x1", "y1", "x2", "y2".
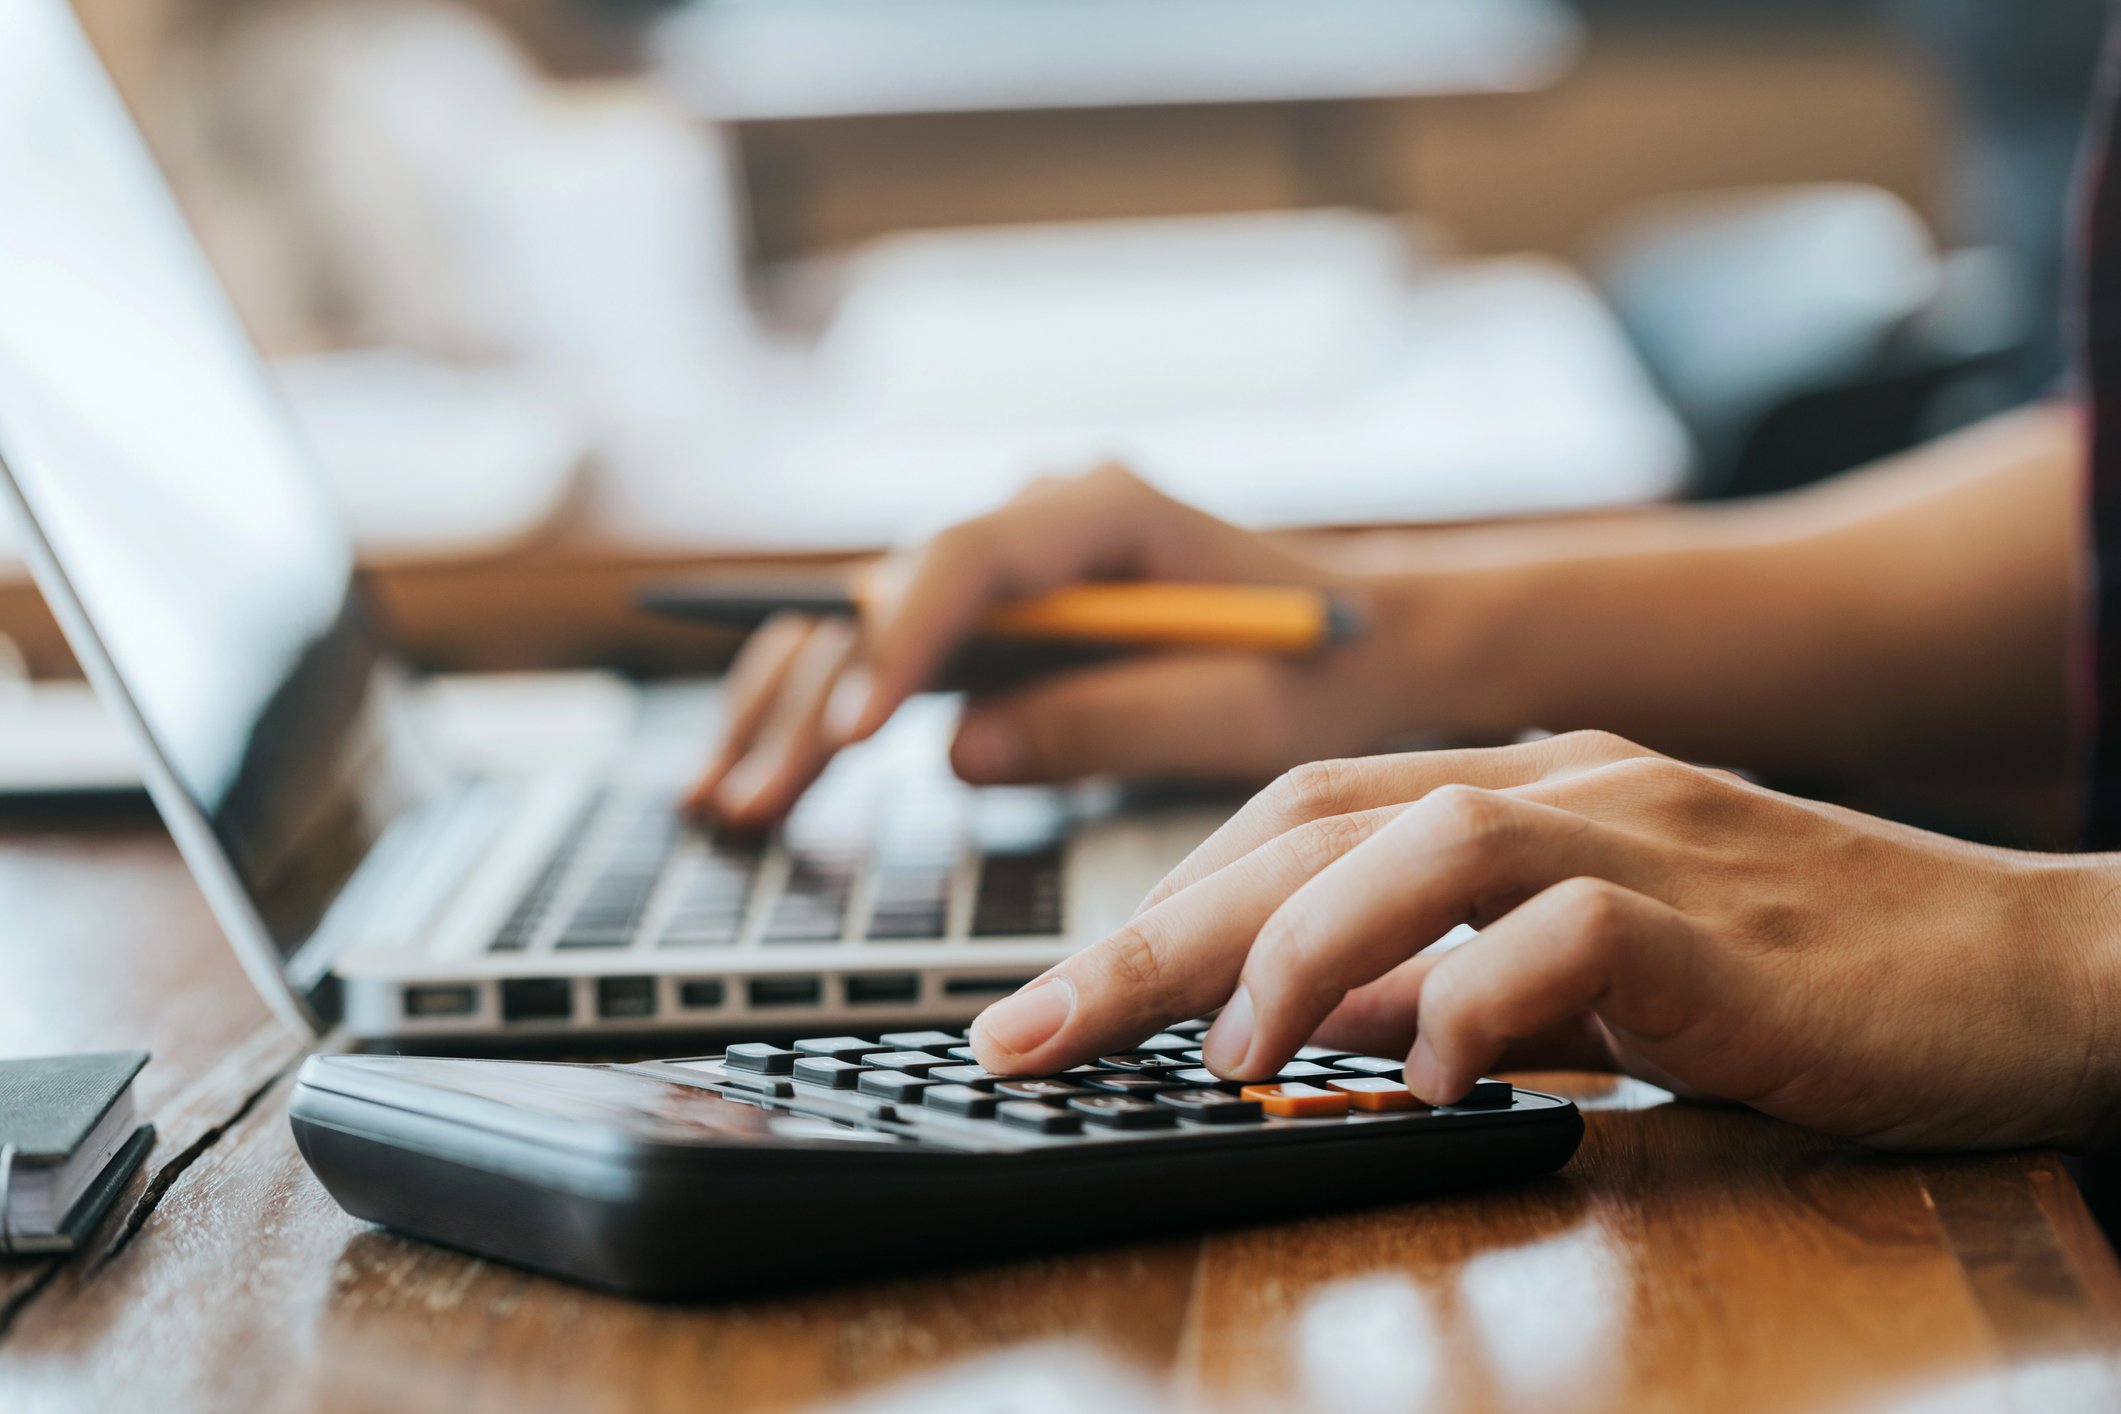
[
  {"x1": 999, "y1": 1100, "x2": 1082, "y2": 1134},
  {"x1": 1242, "y1": 1083, "x2": 1351, "y2": 1118},
  {"x1": 1295, "y1": 1045, "x2": 1352, "y2": 1061},
  {"x1": 1275, "y1": 1060, "x2": 1342, "y2": 1081},
  {"x1": 1068, "y1": 1095, "x2": 1178, "y2": 1129},
  {"x1": 792, "y1": 1056, "x2": 866, "y2": 1089},
  {"x1": 1095, "y1": 1054, "x2": 1192, "y2": 1072},
  {"x1": 1448, "y1": 1080, "x2": 1514, "y2": 1109},
  {"x1": 1327, "y1": 1076, "x2": 1423, "y2": 1111},
  {"x1": 923, "y1": 1084, "x2": 999, "y2": 1118},
  {"x1": 1167, "y1": 1019, "x2": 1212, "y2": 1036},
  {"x1": 720, "y1": 1071, "x2": 795, "y2": 1098},
  {"x1": 1173, "y1": 1068, "x2": 1240, "y2": 1090},
  {"x1": 1335, "y1": 1056, "x2": 1406, "y2": 1077},
  {"x1": 859, "y1": 1071, "x2": 940, "y2": 1103},
  {"x1": 1134, "y1": 1033, "x2": 1194, "y2": 1053},
  {"x1": 1082, "y1": 1072, "x2": 1182, "y2": 1096},
  {"x1": 866, "y1": 1050, "x2": 951, "y2": 1075},
  {"x1": 724, "y1": 1043, "x2": 797, "y2": 1075},
  {"x1": 881, "y1": 1030, "x2": 962, "y2": 1050},
  {"x1": 995, "y1": 1078, "x2": 1089, "y2": 1103},
  {"x1": 793, "y1": 1036, "x2": 887, "y2": 1061},
  {"x1": 1157, "y1": 1089, "x2": 1264, "y2": 1124},
  {"x1": 946, "y1": 1046, "x2": 980, "y2": 1062},
  {"x1": 929, "y1": 1064, "x2": 998, "y2": 1089}
]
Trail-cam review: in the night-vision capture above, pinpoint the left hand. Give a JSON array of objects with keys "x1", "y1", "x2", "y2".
[{"x1": 968, "y1": 731, "x2": 2121, "y2": 1151}]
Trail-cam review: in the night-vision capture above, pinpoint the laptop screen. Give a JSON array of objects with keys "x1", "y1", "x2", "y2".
[{"x1": 0, "y1": 0, "x2": 407, "y2": 1006}]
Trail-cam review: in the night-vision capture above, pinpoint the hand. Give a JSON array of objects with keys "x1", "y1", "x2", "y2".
[
  {"x1": 967, "y1": 730, "x2": 2121, "y2": 1151},
  {"x1": 687, "y1": 465, "x2": 1405, "y2": 824}
]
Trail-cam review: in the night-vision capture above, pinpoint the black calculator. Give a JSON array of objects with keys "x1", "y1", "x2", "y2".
[{"x1": 291, "y1": 1024, "x2": 1582, "y2": 1298}]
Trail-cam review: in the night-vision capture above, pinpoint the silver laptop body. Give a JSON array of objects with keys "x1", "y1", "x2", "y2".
[{"x1": 0, "y1": 0, "x2": 1221, "y2": 1041}]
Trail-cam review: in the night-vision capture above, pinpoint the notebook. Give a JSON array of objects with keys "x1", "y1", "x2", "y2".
[{"x1": 0, "y1": 1051, "x2": 155, "y2": 1255}]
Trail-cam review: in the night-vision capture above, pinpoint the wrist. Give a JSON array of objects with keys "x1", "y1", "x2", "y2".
[{"x1": 1356, "y1": 561, "x2": 1548, "y2": 744}]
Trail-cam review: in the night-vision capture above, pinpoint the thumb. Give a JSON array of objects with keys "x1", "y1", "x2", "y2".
[{"x1": 950, "y1": 654, "x2": 1301, "y2": 784}]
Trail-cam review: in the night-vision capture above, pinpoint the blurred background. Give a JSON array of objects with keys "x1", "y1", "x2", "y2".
[{"x1": 1, "y1": 0, "x2": 2105, "y2": 696}]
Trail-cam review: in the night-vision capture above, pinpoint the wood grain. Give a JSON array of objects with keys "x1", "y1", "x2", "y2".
[{"x1": 0, "y1": 821, "x2": 2117, "y2": 1414}]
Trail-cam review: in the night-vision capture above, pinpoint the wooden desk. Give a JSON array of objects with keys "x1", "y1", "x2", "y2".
[{"x1": 2, "y1": 810, "x2": 2119, "y2": 1414}]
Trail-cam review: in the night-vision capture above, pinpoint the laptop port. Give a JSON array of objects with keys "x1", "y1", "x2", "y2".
[
  {"x1": 500, "y1": 977, "x2": 574, "y2": 1023},
  {"x1": 942, "y1": 976, "x2": 1036, "y2": 997},
  {"x1": 678, "y1": 979, "x2": 725, "y2": 1009},
  {"x1": 845, "y1": 973, "x2": 920, "y2": 1005},
  {"x1": 747, "y1": 976, "x2": 822, "y2": 1009},
  {"x1": 402, "y1": 984, "x2": 477, "y2": 1018},
  {"x1": 597, "y1": 976, "x2": 657, "y2": 1019}
]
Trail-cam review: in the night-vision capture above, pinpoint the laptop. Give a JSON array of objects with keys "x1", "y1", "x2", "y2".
[{"x1": 0, "y1": 0, "x2": 1225, "y2": 1042}]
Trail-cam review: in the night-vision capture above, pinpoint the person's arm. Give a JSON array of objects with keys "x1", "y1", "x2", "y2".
[
  {"x1": 691, "y1": 404, "x2": 2080, "y2": 822},
  {"x1": 967, "y1": 730, "x2": 2121, "y2": 1153},
  {"x1": 1368, "y1": 402, "x2": 2078, "y2": 780}
]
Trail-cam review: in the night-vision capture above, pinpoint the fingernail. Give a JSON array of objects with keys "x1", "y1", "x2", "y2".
[
  {"x1": 1406, "y1": 1036, "x2": 1444, "y2": 1101},
  {"x1": 824, "y1": 669, "x2": 874, "y2": 744},
  {"x1": 1203, "y1": 984, "x2": 1256, "y2": 1076},
  {"x1": 975, "y1": 976, "x2": 1076, "y2": 1057},
  {"x1": 953, "y1": 713, "x2": 1024, "y2": 781}
]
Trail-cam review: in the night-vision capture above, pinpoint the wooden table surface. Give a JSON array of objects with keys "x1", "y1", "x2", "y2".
[{"x1": 2, "y1": 810, "x2": 2120, "y2": 1414}]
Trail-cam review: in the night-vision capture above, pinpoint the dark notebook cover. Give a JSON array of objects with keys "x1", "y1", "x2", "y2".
[{"x1": 0, "y1": 1051, "x2": 149, "y2": 1162}]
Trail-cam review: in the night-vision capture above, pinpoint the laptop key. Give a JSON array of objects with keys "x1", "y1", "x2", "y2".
[
  {"x1": 1068, "y1": 1095, "x2": 1177, "y2": 1130},
  {"x1": 1156, "y1": 1089, "x2": 1264, "y2": 1124},
  {"x1": 792, "y1": 1057, "x2": 867, "y2": 1090},
  {"x1": 922, "y1": 1084, "x2": 999, "y2": 1118},
  {"x1": 998, "y1": 1100, "x2": 1082, "y2": 1135},
  {"x1": 724, "y1": 1043, "x2": 797, "y2": 1075}
]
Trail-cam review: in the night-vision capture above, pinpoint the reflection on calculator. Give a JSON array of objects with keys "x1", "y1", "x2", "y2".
[{"x1": 292, "y1": 1027, "x2": 1583, "y2": 1298}]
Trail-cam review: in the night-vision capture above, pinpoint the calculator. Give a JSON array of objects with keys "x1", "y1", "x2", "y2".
[{"x1": 290, "y1": 1023, "x2": 1583, "y2": 1298}]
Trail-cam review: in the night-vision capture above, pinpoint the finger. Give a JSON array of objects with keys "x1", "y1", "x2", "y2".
[
  {"x1": 1406, "y1": 877, "x2": 1703, "y2": 1104},
  {"x1": 685, "y1": 614, "x2": 819, "y2": 812},
  {"x1": 1208, "y1": 786, "x2": 1660, "y2": 1079},
  {"x1": 1139, "y1": 730, "x2": 1653, "y2": 914},
  {"x1": 951, "y1": 654, "x2": 1302, "y2": 784},
  {"x1": 832, "y1": 465, "x2": 1284, "y2": 745},
  {"x1": 708, "y1": 618, "x2": 859, "y2": 826},
  {"x1": 1310, "y1": 948, "x2": 1620, "y2": 1075},
  {"x1": 967, "y1": 804, "x2": 1407, "y2": 1074}
]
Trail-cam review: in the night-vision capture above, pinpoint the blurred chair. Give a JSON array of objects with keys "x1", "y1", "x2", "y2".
[{"x1": 1592, "y1": 184, "x2": 2032, "y2": 500}]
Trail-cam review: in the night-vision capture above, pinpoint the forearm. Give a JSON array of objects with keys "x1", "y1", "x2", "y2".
[{"x1": 1365, "y1": 403, "x2": 2080, "y2": 781}]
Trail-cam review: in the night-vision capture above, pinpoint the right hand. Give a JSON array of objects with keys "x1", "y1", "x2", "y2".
[{"x1": 686, "y1": 464, "x2": 1403, "y2": 824}]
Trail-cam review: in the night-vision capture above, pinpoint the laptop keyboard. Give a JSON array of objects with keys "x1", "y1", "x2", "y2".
[
  {"x1": 487, "y1": 764, "x2": 1070, "y2": 955},
  {"x1": 658, "y1": 1022, "x2": 1517, "y2": 1147}
]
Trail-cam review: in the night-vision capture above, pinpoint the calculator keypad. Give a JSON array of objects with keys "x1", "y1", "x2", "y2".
[{"x1": 662, "y1": 1029, "x2": 1526, "y2": 1152}]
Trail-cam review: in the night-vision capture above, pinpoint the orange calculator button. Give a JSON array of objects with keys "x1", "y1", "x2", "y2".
[
  {"x1": 1326, "y1": 1076, "x2": 1424, "y2": 1112},
  {"x1": 1240, "y1": 1082, "x2": 1351, "y2": 1118}
]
